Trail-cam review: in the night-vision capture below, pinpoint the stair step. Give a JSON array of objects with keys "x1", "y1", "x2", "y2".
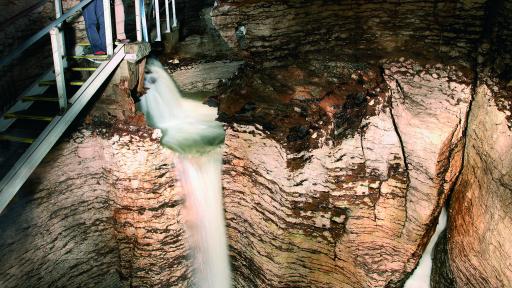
[
  {"x1": 3, "y1": 113, "x2": 53, "y2": 122},
  {"x1": 0, "y1": 135, "x2": 34, "y2": 144},
  {"x1": 39, "y1": 80, "x2": 84, "y2": 86},
  {"x1": 21, "y1": 96, "x2": 59, "y2": 102},
  {"x1": 71, "y1": 67, "x2": 97, "y2": 71},
  {"x1": 70, "y1": 55, "x2": 108, "y2": 60},
  {"x1": 39, "y1": 80, "x2": 56, "y2": 86}
]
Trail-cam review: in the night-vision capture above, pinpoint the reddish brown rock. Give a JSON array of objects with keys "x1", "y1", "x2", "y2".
[
  {"x1": 445, "y1": 81, "x2": 512, "y2": 287},
  {"x1": 219, "y1": 59, "x2": 472, "y2": 287}
]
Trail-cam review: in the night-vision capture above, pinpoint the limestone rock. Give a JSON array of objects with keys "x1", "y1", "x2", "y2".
[
  {"x1": 211, "y1": 0, "x2": 486, "y2": 64},
  {"x1": 444, "y1": 82, "x2": 512, "y2": 287},
  {"x1": 0, "y1": 61, "x2": 190, "y2": 288},
  {"x1": 219, "y1": 59, "x2": 472, "y2": 287}
]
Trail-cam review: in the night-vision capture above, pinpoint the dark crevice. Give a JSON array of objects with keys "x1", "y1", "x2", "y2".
[{"x1": 387, "y1": 77, "x2": 411, "y2": 238}]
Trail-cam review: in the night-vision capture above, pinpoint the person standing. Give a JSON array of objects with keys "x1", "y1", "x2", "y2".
[
  {"x1": 82, "y1": 0, "x2": 107, "y2": 55},
  {"x1": 114, "y1": 0, "x2": 130, "y2": 44}
]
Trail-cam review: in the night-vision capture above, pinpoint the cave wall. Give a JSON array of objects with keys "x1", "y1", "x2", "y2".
[
  {"x1": 211, "y1": 0, "x2": 487, "y2": 65},
  {"x1": 491, "y1": 0, "x2": 512, "y2": 73},
  {"x1": 217, "y1": 58, "x2": 472, "y2": 287},
  {"x1": 0, "y1": 55, "x2": 193, "y2": 288},
  {"x1": 441, "y1": 83, "x2": 512, "y2": 288},
  {"x1": 430, "y1": 1, "x2": 512, "y2": 286}
]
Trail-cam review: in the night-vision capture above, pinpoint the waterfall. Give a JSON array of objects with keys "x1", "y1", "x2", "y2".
[{"x1": 138, "y1": 59, "x2": 231, "y2": 288}]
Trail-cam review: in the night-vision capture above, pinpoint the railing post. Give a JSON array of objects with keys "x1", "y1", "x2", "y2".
[
  {"x1": 141, "y1": 0, "x2": 149, "y2": 42},
  {"x1": 171, "y1": 0, "x2": 177, "y2": 28},
  {"x1": 54, "y1": 0, "x2": 67, "y2": 68},
  {"x1": 135, "y1": 0, "x2": 143, "y2": 41},
  {"x1": 50, "y1": 28, "x2": 67, "y2": 113},
  {"x1": 103, "y1": 0, "x2": 113, "y2": 55},
  {"x1": 154, "y1": 0, "x2": 161, "y2": 41},
  {"x1": 165, "y1": 0, "x2": 170, "y2": 32}
]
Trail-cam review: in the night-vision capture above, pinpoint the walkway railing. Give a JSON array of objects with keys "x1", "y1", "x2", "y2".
[
  {"x1": 0, "y1": 0, "x2": 179, "y2": 214},
  {"x1": 0, "y1": 0, "x2": 122, "y2": 213},
  {"x1": 138, "y1": 0, "x2": 177, "y2": 42}
]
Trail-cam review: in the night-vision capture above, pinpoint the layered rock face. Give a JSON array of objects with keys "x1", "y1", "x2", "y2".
[
  {"x1": 0, "y1": 59, "x2": 191, "y2": 288},
  {"x1": 444, "y1": 83, "x2": 512, "y2": 287},
  {"x1": 219, "y1": 58, "x2": 472, "y2": 287},
  {"x1": 211, "y1": 0, "x2": 486, "y2": 64},
  {"x1": 0, "y1": 123, "x2": 190, "y2": 288},
  {"x1": 430, "y1": 1, "x2": 512, "y2": 287}
]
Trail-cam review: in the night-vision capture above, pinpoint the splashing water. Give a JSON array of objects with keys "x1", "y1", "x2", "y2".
[{"x1": 138, "y1": 59, "x2": 231, "y2": 288}]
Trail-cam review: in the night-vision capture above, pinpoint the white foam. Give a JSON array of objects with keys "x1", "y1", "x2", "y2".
[{"x1": 138, "y1": 59, "x2": 231, "y2": 288}]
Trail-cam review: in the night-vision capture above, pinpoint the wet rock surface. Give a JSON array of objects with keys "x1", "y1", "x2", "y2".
[
  {"x1": 0, "y1": 61, "x2": 191, "y2": 288},
  {"x1": 439, "y1": 80, "x2": 512, "y2": 288},
  {"x1": 219, "y1": 58, "x2": 472, "y2": 287}
]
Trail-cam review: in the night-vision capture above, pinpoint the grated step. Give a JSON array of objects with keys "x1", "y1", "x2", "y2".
[
  {"x1": 39, "y1": 80, "x2": 85, "y2": 86},
  {"x1": 21, "y1": 96, "x2": 59, "y2": 102},
  {"x1": 69, "y1": 55, "x2": 108, "y2": 60},
  {"x1": 39, "y1": 80, "x2": 56, "y2": 86},
  {"x1": 3, "y1": 113, "x2": 53, "y2": 122},
  {"x1": 0, "y1": 135, "x2": 34, "y2": 144},
  {"x1": 71, "y1": 67, "x2": 97, "y2": 71}
]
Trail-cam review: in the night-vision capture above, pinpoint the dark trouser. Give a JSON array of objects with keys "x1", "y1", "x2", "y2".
[{"x1": 82, "y1": 0, "x2": 106, "y2": 53}]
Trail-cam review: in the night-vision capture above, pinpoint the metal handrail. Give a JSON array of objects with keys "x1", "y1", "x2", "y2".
[{"x1": 0, "y1": 0, "x2": 94, "y2": 68}]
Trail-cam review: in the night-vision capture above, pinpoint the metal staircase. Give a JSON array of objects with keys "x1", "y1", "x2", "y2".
[
  {"x1": 0, "y1": 0, "x2": 123, "y2": 213},
  {"x1": 0, "y1": 0, "x2": 178, "y2": 214}
]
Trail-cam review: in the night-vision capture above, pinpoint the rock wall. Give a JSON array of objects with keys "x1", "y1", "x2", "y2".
[
  {"x1": 492, "y1": 0, "x2": 512, "y2": 72},
  {"x1": 0, "y1": 133, "x2": 122, "y2": 288},
  {"x1": 435, "y1": 82, "x2": 512, "y2": 288},
  {"x1": 219, "y1": 58, "x2": 472, "y2": 287},
  {"x1": 0, "y1": 56, "x2": 192, "y2": 288},
  {"x1": 430, "y1": 1, "x2": 512, "y2": 286},
  {"x1": 0, "y1": 122, "x2": 191, "y2": 288},
  {"x1": 211, "y1": 0, "x2": 487, "y2": 65}
]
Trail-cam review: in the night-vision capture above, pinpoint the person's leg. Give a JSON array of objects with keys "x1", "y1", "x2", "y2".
[
  {"x1": 114, "y1": 0, "x2": 127, "y2": 40},
  {"x1": 82, "y1": 0, "x2": 103, "y2": 53},
  {"x1": 95, "y1": 0, "x2": 107, "y2": 52}
]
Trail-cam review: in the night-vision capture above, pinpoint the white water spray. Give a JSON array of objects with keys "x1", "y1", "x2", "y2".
[{"x1": 138, "y1": 59, "x2": 231, "y2": 288}]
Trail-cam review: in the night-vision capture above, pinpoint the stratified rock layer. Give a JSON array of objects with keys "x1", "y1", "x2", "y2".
[
  {"x1": 0, "y1": 59, "x2": 191, "y2": 288},
  {"x1": 0, "y1": 122, "x2": 191, "y2": 288},
  {"x1": 219, "y1": 59, "x2": 472, "y2": 287},
  {"x1": 446, "y1": 82, "x2": 512, "y2": 287},
  {"x1": 212, "y1": 0, "x2": 486, "y2": 64}
]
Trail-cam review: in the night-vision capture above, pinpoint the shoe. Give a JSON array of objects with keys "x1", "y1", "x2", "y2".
[
  {"x1": 94, "y1": 51, "x2": 106, "y2": 55},
  {"x1": 115, "y1": 39, "x2": 130, "y2": 45}
]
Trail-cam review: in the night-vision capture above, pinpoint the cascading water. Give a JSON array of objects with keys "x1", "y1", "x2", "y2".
[{"x1": 138, "y1": 59, "x2": 231, "y2": 288}]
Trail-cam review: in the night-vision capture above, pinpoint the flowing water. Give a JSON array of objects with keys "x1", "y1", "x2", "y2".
[{"x1": 138, "y1": 59, "x2": 231, "y2": 288}]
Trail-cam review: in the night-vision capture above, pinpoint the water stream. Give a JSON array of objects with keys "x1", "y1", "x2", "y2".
[{"x1": 138, "y1": 59, "x2": 231, "y2": 288}]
